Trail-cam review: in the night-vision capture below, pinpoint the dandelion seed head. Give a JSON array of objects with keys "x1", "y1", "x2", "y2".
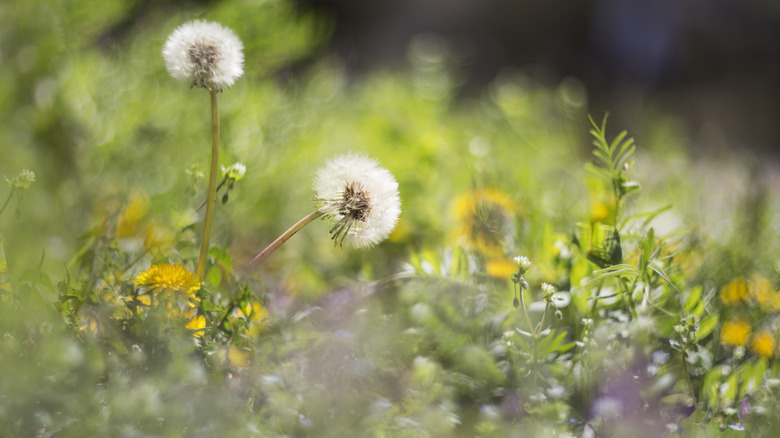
[
  {"x1": 314, "y1": 153, "x2": 401, "y2": 248},
  {"x1": 163, "y1": 20, "x2": 244, "y2": 92}
]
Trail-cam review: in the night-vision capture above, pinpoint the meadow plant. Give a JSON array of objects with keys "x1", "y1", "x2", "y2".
[
  {"x1": 3, "y1": 3, "x2": 780, "y2": 436},
  {"x1": 1, "y1": 170, "x2": 36, "y2": 220},
  {"x1": 163, "y1": 20, "x2": 244, "y2": 280}
]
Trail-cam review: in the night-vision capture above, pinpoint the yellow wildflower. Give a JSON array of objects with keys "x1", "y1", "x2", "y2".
[
  {"x1": 234, "y1": 301, "x2": 269, "y2": 338},
  {"x1": 134, "y1": 263, "x2": 201, "y2": 319},
  {"x1": 454, "y1": 188, "x2": 515, "y2": 258},
  {"x1": 748, "y1": 275, "x2": 780, "y2": 313},
  {"x1": 0, "y1": 259, "x2": 10, "y2": 294},
  {"x1": 134, "y1": 262, "x2": 200, "y2": 296},
  {"x1": 751, "y1": 330, "x2": 776, "y2": 358},
  {"x1": 185, "y1": 314, "x2": 207, "y2": 338},
  {"x1": 486, "y1": 258, "x2": 517, "y2": 280},
  {"x1": 77, "y1": 313, "x2": 101, "y2": 336},
  {"x1": 586, "y1": 176, "x2": 616, "y2": 225},
  {"x1": 116, "y1": 191, "x2": 149, "y2": 238},
  {"x1": 144, "y1": 222, "x2": 175, "y2": 255},
  {"x1": 720, "y1": 277, "x2": 748, "y2": 307},
  {"x1": 220, "y1": 345, "x2": 249, "y2": 369},
  {"x1": 720, "y1": 318, "x2": 750, "y2": 346}
]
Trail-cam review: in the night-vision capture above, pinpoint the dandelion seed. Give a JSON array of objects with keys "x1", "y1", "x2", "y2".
[
  {"x1": 163, "y1": 20, "x2": 244, "y2": 92},
  {"x1": 314, "y1": 153, "x2": 401, "y2": 248}
]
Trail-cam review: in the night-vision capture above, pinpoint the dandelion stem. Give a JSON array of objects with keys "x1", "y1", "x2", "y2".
[
  {"x1": 244, "y1": 210, "x2": 325, "y2": 270},
  {"x1": 0, "y1": 187, "x2": 15, "y2": 218},
  {"x1": 197, "y1": 88, "x2": 220, "y2": 280}
]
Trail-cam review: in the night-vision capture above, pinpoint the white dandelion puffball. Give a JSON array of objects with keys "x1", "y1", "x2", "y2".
[
  {"x1": 162, "y1": 20, "x2": 244, "y2": 92},
  {"x1": 314, "y1": 153, "x2": 401, "y2": 249}
]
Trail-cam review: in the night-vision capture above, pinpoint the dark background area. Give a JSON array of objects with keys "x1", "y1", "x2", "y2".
[{"x1": 294, "y1": 0, "x2": 780, "y2": 158}]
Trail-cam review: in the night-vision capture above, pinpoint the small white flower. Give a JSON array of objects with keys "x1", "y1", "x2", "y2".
[
  {"x1": 163, "y1": 20, "x2": 244, "y2": 92},
  {"x1": 513, "y1": 256, "x2": 531, "y2": 270},
  {"x1": 313, "y1": 153, "x2": 401, "y2": 248},
  {"x1": 221, "y1": 162, "x2": 246, "y2": 181}
]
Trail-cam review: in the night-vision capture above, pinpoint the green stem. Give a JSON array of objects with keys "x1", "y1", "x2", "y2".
[
  {"x1": 682, "y1": 347, "x2": 697, "y2": 405},
  {"x1": 0, "y1": 187, "x2": 15, "y2": 218},
  {"x1": 518, "y1": 284, "x2": 537, "y2": 338},
  {"x1": 244, "y1": 210, "x2": 325, "y2": 271},
  {"x1": 197, "y1": 88, "x2": 220, "y2": 281},
  {"x1": 196, "y1": 174, "x2": 229, "y2": 212},
  {"x1": 537, "y1": 302, "x2": 550, "y2": 334}
]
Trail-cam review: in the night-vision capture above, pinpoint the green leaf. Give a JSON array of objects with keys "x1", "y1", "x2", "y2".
[
  {"x1": 648, "y1": 260, "x2": 678, "y2": 291},
  {"x1": 684, "y1": 286, "x2": 702, "y2": 313},
  {"x1": 694, "y1": 314, "x2": 718, "y2": 342},
  {"x1": 201, "y1": 299, "x2": 218, "y2": 312},
  {"x1": 620, "y1": 180, "x2": 640, "y2": 195}
]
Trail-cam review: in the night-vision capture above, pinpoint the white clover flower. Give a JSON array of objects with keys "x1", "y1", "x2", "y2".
[
  {"x1": 313, "y1": 153, "x2": 401, "y2": 248},
  {"x1": 162, "y1": 20, "x2": 244, "y2": 92}
]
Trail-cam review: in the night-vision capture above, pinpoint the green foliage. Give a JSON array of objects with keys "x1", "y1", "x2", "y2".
[{"x1": 0, "y1": 0, "x2": 779, "y2": 436}]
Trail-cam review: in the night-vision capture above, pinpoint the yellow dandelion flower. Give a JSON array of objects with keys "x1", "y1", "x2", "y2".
[
  {"x1": 486, "y1": 258, "x2": 517, "y2": 280},
  {"x1": 751, "y1": 330, "x2": 776, "y2": 358},
  {"x1": 144, "y1": 222, "x2": 175, "y2": 255},
  {"x1": 77, "y1": 314, "x2": 101, "y2": 336},
  {"x1": 590, "y1": 200, "x2": 611, "y2": 224},
  {"x1": 134, "y1": 262, "x2": 200, "y2": 296},
  {"x1": 234, "y1": 301, "x2": 269, "y2": 338},
  {"x1": 720, "y1": 318, "x2": 751, "y2": 346},
  {"x1": 586, "y1": 176, "x2": 616, "y2": 225},
  {"x1": 134, "y1": 263, "x2": 201, "y2": 319},
  {"x1": 116, "y1": 191, "x2": 149, "y2": 238},
  {"x1": 720, "y1": 277, "x2": 748, "y2": 307},
  {"x1": 220, "y1": 345, "x2": 249, "y2": 369},
  {"x1": 136, "y1": 294, "x2": 152, "y2": 306},
  {"x1": 454, "y1": 188, "x2": 515, "y2": 258},
  {"x1": 748, "y1": 275, "x2": 780, "y2": 313},
  {"x1": 186, "y1": 314, "x2": 206, "y2": 338}
]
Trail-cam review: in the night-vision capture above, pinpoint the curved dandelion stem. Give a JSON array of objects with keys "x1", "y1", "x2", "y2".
[
  {"x1": 197, "y1": 88, "x2": 220, "y2": 280},
  {"x1": 244, "y1": 210, "x2": 325, "y2": 271}
]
